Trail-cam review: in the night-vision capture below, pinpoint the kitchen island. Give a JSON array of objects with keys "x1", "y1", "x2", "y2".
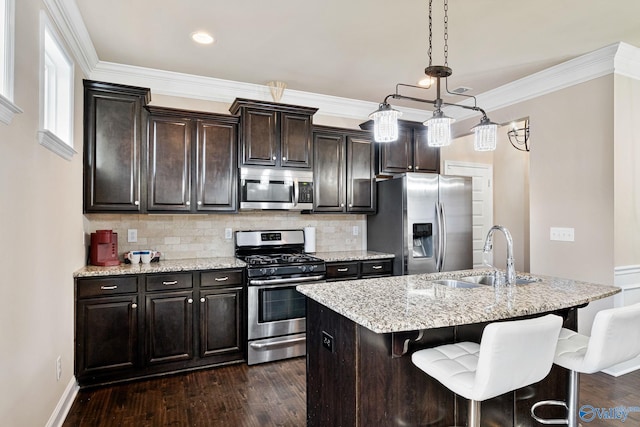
[{"x1": 297, "y1": 269, "x2": 620, "y2": 427}]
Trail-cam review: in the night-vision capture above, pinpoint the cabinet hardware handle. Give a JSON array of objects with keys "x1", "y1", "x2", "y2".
[
  {"x1": 100, "y1": 285, "x2": 118, "y2": 290},
  {"x1": 349, "y1": 204, "x2": 353, "y2": 207},
  {"x1": 186, "y1": 201, "x2": 190, "y2": 206},
  {"x1": 282, "y1": 156, "x2": 287, "y2": 161},
  {"x1": 337, "y1": 268, "x2": 349, "y2": 272},
  {"x1": 188, "y1": 298, "x2": 193, "y2": 304},
  {"x1": 197, "y1": 201, "x2": 202, "y2": 205},
  {"x1": 340, "y1": 203, "x2": 344, "y2": 207},
  {"x1": 131, "y1": 303, "x2": 137, "y2": 309},
  {"x1": 415, "y1": 166, "x2": 420, "y2": 170},
  {"x1": 408, "y1": 165, "x2": 413, "y2": 170},
  {"x1": 200, "y1": 297, "x2": 205, "y2": 303},
  {"x1": 214, "y1": 276, "x2": 229, "y2": 281},
  {"x1": 134, "y1": 200, "x2": 139, "y2": 206},
  {"x1": 372, "y1": 265, "x2": 383, "y2": 270},
  {"x1": 162, "y1": 280, "x2": 178, "y2": 286},
  {"x1": 272, "y1": 156, "x2": 277, "y2": 160}
]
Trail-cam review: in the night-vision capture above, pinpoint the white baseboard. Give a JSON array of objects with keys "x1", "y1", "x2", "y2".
[{"x1": 45, "y1": 377, "x2": 79, "y2": 427}]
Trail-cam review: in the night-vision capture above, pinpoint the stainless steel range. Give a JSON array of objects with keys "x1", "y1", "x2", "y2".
[{"x1": 236, "y1": 229, "x2": 326, "y2": 365}]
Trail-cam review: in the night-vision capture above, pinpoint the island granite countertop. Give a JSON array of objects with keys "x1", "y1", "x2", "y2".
[
  {"x1": 73, "y1": 257, "x2": 246, "y2": 278},
  {"x1": 296, "y1": 268, "x2": 620, "y2": 333}
]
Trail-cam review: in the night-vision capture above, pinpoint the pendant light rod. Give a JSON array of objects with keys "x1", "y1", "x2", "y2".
[{"x1": 380, "y1": 83, "x2": 490, "y2": 120}]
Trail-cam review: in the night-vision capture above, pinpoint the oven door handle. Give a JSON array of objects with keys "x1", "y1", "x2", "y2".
[
  {"x1": 248, "y1": 275, "x2": 325, "y2": 286},
  {"x1": 249, "y1": 336, "x2": 307, "y2": 349}
]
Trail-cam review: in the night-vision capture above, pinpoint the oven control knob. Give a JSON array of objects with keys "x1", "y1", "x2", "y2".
[
  {"x1": 300, "y1": 265, "x2": 307, "y2": 272},
  {"x1": 260, "y1": 268, "x2": 267, "y2": 275},
  {"x1": 308, "y1": 265, "x2": 316, "y2": 271},
  {"x1": 269, "y1": 268, "x2": 277, "y2": 275}
]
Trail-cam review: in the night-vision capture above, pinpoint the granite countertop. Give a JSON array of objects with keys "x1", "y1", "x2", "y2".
[
  {"x1": 296, "y1": 268, "x2": 621, "y2": 334},
  {"x1": 74, "y1": 257, "x2": 246, "y2": 278},
  {"x1": 312, "y1": 250, "x2": 395, "y2": 262},
  {"x1": 74, "y1": 251, "x2": 394, "y2": 278}
]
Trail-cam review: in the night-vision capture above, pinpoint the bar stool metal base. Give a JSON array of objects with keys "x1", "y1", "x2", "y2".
[{"x1": 530, "y1": 370, "x2": 579, "y2": 427}]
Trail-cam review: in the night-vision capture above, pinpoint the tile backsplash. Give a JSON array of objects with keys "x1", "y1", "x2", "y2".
[{"x1": 84, "y1": 212, "x2": 367, "y2": 260}]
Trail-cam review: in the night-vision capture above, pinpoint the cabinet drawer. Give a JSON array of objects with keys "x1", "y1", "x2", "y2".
[
  {"x1": 326, "y1": 262, "x2": 359, "y2": 280},
  {"x1": 200, "y1": 270, "x2": 244, "y2": 287},
  {"x1": 77, "y1": 276, "x2": 139, "y2": 298},
  {"x1": 146, "y1": 273, "x2": 193, "y2": 292},
  {"x1": 361, "y1": 259, "x2": 393, "y2": 277}
]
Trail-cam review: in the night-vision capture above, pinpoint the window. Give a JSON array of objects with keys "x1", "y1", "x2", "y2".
[
  {"x1": 0, "y1": 0, "x2": 22, "y2": 124},
  {"x1": 38, "y1": 12, "x2": 75, "y2": 160}
]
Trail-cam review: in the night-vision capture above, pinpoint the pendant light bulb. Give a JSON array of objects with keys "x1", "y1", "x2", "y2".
[
  {"x1": 424, "y1": 110, "x2": 453, "y2": 147},
  {"x1": 472, "y1": 116, "x2": 498, "y2": 151},
  {"x1": 369, "y1": 103, "x2": 402, "y2": 142}
]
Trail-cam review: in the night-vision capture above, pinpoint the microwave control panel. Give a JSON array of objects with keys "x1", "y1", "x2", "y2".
[{"x1": 298, "y1": 182, "x2": 313, "y2": 203}]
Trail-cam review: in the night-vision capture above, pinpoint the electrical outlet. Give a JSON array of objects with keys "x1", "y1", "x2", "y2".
[
  {"x1": 225, "y1": 228, "x2": 233, "y2": 240},
  {"x1": 56, "y1": 356, "x2": 62, "y2": 381},
  {"x1": 127, "y1": 229, "x2": 138, "y2": 243},
  {"x1": 550, "y1": 227, "x2": 575, "y2": 242},
  {"x1": 352, "y1": 226, "x2": 359, "y2": 236}
]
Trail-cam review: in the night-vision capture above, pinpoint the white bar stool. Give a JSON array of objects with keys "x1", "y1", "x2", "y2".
[
  {"x1": 412, "y1": 314, "x2": 563, "y2": 427},
  {"x1": 531, "y1": 303, "x2": 640, "y2": 426}
]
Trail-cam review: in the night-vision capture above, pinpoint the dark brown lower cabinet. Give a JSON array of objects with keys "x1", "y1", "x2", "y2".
[
  {"x1": 146, "y1": 290, "x2": 194, "y2": 364},
  {"x1": 306, "y1": 299, "x2": 577, "y2": 427},
  {"x1": 325, "y1": 259, "x2": 393, "y2": 281},
  {"x1": 75, "y1": 269, "x2": 245, "y2": 387}
]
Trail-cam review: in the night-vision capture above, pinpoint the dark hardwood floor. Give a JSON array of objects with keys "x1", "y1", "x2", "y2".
[{"x1": 63, "y1": 357, "x2": 640, "y2": 426}]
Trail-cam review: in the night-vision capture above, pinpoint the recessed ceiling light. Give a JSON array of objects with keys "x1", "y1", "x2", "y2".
[{"x1": 191, "y1": 31, "x2": 214, "y2": 45}]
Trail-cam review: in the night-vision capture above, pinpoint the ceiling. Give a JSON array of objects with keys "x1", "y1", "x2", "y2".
[{"x1": 75, "y1": 0, "x2": 640, "y2": 108}]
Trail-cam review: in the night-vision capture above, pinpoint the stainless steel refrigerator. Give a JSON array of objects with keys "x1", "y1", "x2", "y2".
[{"x1": 367, "y1": 173, "x2": 472, "y2": 275}]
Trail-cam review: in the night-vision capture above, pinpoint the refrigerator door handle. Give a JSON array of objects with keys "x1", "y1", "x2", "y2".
[
  {"x1": 439, "y1": 201, "x2": 447, "y2": 272},
  {"x1": 440, "y1": 202, "x2": 447, "y2": 271}
]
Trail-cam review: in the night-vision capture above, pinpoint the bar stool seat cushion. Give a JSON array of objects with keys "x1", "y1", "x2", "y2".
[
  {"x1": 554, "y1": 303, "x2": 640, "y2": 374},
  {"x1": 412, "y1": 314, "x2": 562, "y2": 402},
  {"x1": 412, "y1": 342, "x2": 480, "y2": 399}
]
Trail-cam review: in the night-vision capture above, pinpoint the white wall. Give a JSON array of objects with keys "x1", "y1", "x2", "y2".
[{"x1": 0, "y1": 0, "x2": 86, "y2": 425}]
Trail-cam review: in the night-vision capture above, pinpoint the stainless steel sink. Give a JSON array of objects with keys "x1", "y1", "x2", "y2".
[
  {"x1": 432, "y1": 279, "x2": 482, "y2": 289},
  {"x1": 460, "y1": 275, "x2": 539, "y2": 286}
]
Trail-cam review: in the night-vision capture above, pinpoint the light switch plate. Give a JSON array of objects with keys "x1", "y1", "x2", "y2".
[
  {"x1": 224, "y1": 228, "x2": 233, "y2": 240},
  {"x1": 352, "y1": 226, "x2": 359, "y2": 236},
  {"x1": 127, "y1": 229, "x2": 138, "y2": 243},
  {"x1": 550, "y1": 227, "x2": 574, "y2": 242}
]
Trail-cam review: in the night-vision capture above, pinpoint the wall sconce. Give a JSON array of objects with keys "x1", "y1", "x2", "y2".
[{"x1": 507, "y1": 119, "x2": 530, "y2": 152}]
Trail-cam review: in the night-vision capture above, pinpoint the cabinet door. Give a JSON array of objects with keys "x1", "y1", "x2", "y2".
[
  {"x1": 240, "y1": 108, "x2": 278, "y2": 166},
  {"x1": 378, "y1": 127, "x2": 412, "y2": 174},
  {"x1": 313, "y1": 132, "x2": 345, "y2": 212},
  {"x1": 196, "y1": 120, "x2": 237, "y2": 211},
  {"x1": 346, "y1": 135, "x2": 375, "y2": 213},
  {"x1": 199, "y1": 287, "x2": 244, "y2": 358},
  {"x1": 281, "y1": 113, "x2": 313, "y2": 169},
  {"x1": 413, "y1": 128, "x2": 440, "y2": 173},
  {"x1": 145, "y1": 290, "x2": 194, "y2": 364},
  {"x1": 147, "y1": 116, "x2": 192, "y2": 211},
  {"x1": 76, "y1": 295, "x2": 139, "y2": 379},
  {"x1": 84, "y1": 87, "x2": 145, "y2": 212}
]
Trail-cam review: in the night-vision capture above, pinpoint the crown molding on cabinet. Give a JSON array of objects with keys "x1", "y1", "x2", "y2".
[{"x1": 56, "y1": 0, "x2": 640, "y2": 122}]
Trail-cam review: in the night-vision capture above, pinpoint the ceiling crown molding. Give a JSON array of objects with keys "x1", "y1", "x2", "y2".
[
  {"x1": 58, "y1": 1, "x2": 639, "y2": 122},
  {"x1": 43, "y1": 0, "x2": 98, "y2": 77}
]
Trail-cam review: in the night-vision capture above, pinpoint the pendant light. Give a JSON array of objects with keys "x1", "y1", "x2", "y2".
[{"x1": 368, "y1": 0, "x2": 497, "y2": 151}]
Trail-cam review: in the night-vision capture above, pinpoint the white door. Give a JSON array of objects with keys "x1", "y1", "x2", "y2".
[{"x1": 443, "y1": 161, "x2": 493, "y2": 268}]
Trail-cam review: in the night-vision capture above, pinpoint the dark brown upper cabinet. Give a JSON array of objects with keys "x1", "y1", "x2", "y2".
[
  {"x1": 230, "y1": 99, "x2": 318, "y2": 169},
  {"x1": 360, "y1": 120, "x2": 440, "y2": 175},
  {"x1": 83, "y1": 80, "x2": 150, "y2": 213},
  {"x1": 146, "y1": 106, "x2": 239, "y2": 213},
  {"x1": 313, "y1": 126, "x2": 376, "y2": 214}
]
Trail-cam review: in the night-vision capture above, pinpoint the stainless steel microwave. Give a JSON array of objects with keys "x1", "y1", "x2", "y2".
[{"x1": 239, "y1": 168, "x2": 314, "y2": 211}]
